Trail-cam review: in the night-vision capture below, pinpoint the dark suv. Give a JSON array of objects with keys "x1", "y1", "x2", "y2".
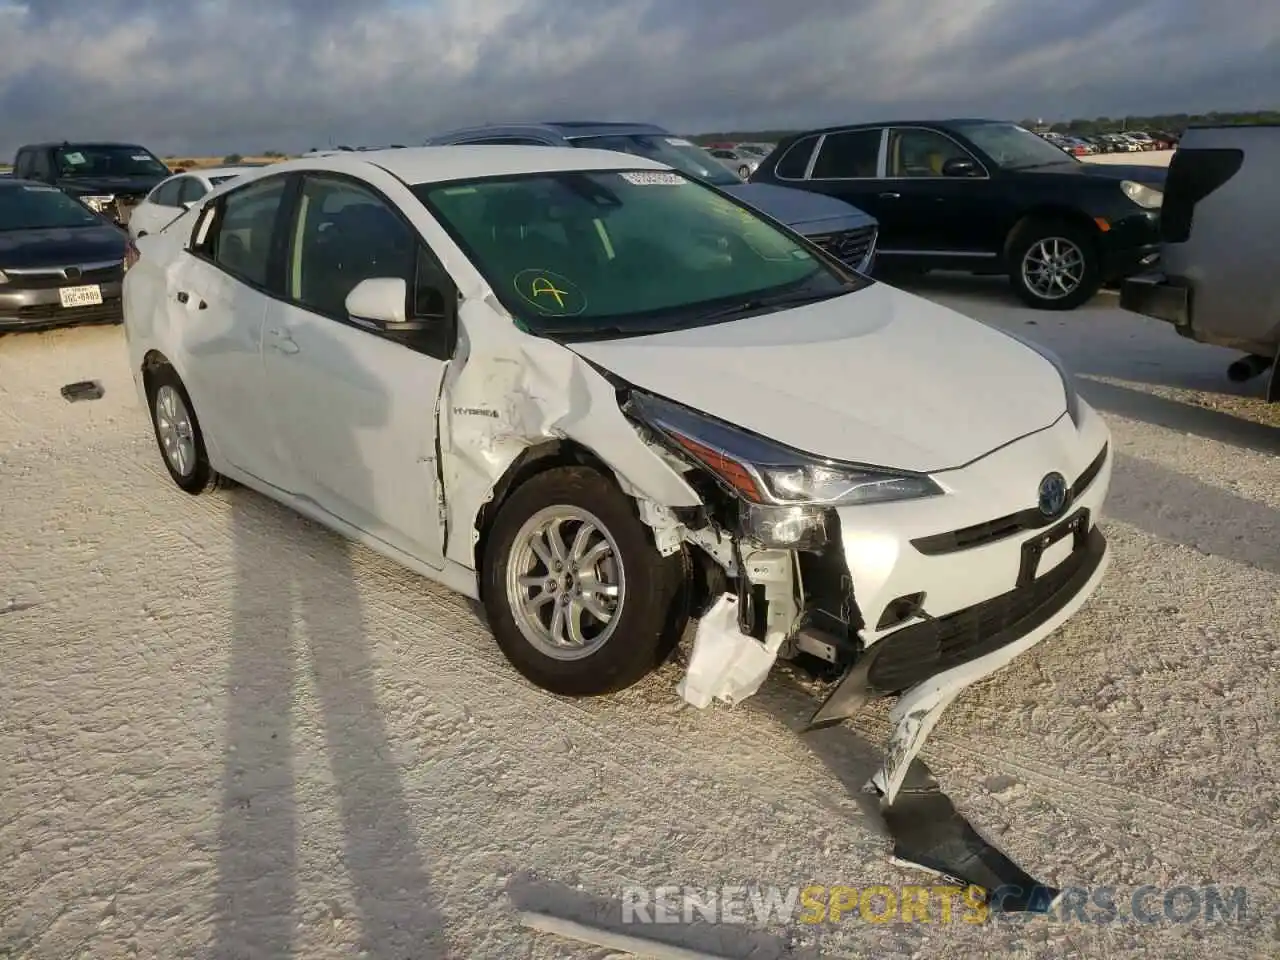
[
  {"x1": 425, "y1": 122, "x2": 880, "y2": 274},
  {"x1": 751, "y1": 119, "x2": 1167, "y2": 310},
  {"x1": 11, "y1": 142, "x2": 171, "y2": 227}
]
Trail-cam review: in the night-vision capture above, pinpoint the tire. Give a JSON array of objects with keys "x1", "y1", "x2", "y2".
[
  {"x1": 481, "y1": 466, "x2": 689, "y2": 697},
  {"x1": 1007, "y1": 219, "x2": 1101, "y2": 311},
  {"x1": 145, "y1": 364, "x2": 224, "y2": 494}
]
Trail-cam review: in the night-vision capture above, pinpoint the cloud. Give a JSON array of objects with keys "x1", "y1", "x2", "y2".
[{"x1": 0, "y1": 0, "x2": 1275, "y2": 157}]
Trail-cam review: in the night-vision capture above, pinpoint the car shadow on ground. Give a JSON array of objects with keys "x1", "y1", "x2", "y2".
[{"x1": 210, "y1": 325, "x2": 449, "y2": 958}]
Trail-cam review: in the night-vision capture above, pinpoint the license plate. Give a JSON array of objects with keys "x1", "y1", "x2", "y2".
[
  {"x1": 1016, "y1": 509, "x2": 1089, "y2": 588},
  {"x1": 59, "y1": 285, "x2": 103, "y2": 308}
]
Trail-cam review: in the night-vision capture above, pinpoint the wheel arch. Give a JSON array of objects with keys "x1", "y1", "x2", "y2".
[
  {"x1": 1003, "y1": 205, "x2": 1103, "y2": 262},
  {"x1": 473, "y1": 439, "x2": 615, "y2": 598},
  {"x1": 140, "y1": 349, "x2": 174, "y2": 395}
]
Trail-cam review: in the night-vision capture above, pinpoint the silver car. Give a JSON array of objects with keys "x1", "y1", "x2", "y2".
[
  {"x1": 705, "y1": 147, "x2": 759, "y2": 181},
  {"x1": 1121, "y1": 123, "x2": 1279, "y2": 401}
]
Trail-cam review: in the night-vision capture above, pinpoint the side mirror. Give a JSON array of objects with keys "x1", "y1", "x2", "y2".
[
  {"x1": 345, "y1": 277, "x2": 423, "y2": 331},
  {"x1": 941, "y1": 157, "x2": 981, "y2": 178}
]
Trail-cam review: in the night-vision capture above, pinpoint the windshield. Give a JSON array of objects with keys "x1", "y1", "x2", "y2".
[
  {"x1": 0, "y1": 183, "x2": 103, "y2": 231},
  {"x1": 415, "y1": 169, "x2": 861, "y2": 338},
  {"x1": 951, "y1": 122, "x2": 1077, "y2": 169},
  {"x1": 54, "y1": 145, "x2": 170, "y2": 178},
  {"x1": 570, "y1": 135, "x2": 742, "y2": 187}
]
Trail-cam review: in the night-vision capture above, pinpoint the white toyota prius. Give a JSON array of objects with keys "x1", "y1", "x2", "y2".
[{"x1": 122, "y1": 146, "x2": 1112, "y2": 805}]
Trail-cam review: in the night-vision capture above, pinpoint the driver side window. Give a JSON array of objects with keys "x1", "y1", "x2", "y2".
[
  {"x1": 886, "y1": 128, "x2": 977, "y2": 177},
  {"x1": 286, "y1": 175, "x2": 418, "y2": 319}
]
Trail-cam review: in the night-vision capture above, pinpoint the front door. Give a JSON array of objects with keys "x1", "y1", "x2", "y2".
[
  {"x1": 879, "y1": 126, "x2": 1006, "y2": 257},
  {"x1": 261, "y1": 172, "x2": 455, "y2": 566}
]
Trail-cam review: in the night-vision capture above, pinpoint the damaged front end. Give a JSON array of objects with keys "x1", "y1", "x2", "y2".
[{"x1": 623, "y1": 390, "x2": 1106, "y2": 913}]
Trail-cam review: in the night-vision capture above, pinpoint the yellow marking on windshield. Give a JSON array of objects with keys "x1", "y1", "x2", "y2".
[{"x1": 530, "y1": 276, "x2": 569, "y2": 308}]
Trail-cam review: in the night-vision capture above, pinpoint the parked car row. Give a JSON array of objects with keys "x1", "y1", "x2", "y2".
[
  {"x1": 1040, "y1": 130, "x2": 1178, "y2": 155},
  {"x1": 0, "y1": 140, "x2": 279, "y2": 331}
]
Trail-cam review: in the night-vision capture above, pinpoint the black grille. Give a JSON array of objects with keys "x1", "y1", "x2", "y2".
[
  {"x1": 911, "y1": 443, "x2": 1108, "y2": 556},
  {"x1": 810, "y1": 225, "x2": 877, "y2": 268},
  {"x1": 15, "y1": 298, "x2": 123, "y2": 324},
  {"x1": 866, "y1": 525, "x2": 1106, "y2": 692},
  {"x1": 6, "y1": 264, "x2": 122, "y2": 290}
]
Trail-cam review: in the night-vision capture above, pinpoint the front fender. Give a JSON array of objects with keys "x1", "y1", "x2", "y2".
[{"x1": 438, "y1": 301, "x2": 702, "y2": 570}]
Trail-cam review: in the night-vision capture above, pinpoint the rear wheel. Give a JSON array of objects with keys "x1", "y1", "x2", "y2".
[
  {"x1": 145, "y1": 364, "x2": 223, "y2": 494},
  {"x1": 1007, "y1": 220, "x2": 1101, "y2": 310},
  {"x1": 482, "y1": 466, "x2": 688, "y2": 696}
]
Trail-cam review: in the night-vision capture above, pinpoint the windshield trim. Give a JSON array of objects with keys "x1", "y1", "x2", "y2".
[{"x1": 412, "y1": 168, "x2": 869, "y2": 342}]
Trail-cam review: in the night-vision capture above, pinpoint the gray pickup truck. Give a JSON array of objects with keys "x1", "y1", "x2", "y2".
[{"x1": 1121, "y1": 124, "x2": 1279, "y2": 401}]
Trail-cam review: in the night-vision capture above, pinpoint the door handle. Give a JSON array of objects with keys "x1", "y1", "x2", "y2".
[
  {"x1": 175, "y1": 291, "x2": 207, "y2": 309},
  {"x1": 879, "y1": 192, "x2": 901, "y2": 199}
]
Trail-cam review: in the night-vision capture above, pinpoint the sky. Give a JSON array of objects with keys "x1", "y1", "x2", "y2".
[{"x1": 1, "y1": 0, "x2": 1276, "y2": 158}]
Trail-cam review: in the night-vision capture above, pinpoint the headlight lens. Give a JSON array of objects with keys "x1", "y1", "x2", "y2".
[
  {"x1": 627, "y1": 392, "x2": 943, "y2": 548},
  {"x1": 80, "y1": 194, "x2": 116, "y2": 212},
  {"x1": 1120, "y1": 179, "x2": 1163, "y2": 209}
]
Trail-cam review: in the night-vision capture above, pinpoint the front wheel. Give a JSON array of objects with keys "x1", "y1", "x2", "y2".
[
  {"x1": 1007, "y1": 220, "x2": 1101, "y2": 311},
  {"x1": 481, "y1": 466, "x2": 688, "y2": 697}
]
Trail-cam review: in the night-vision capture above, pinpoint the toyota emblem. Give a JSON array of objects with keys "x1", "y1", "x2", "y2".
[{"x1": 1037, "y1": 472, "x2": 1068, "y2": 518}]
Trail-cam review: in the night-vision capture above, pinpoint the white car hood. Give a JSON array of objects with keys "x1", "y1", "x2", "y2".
[{"x1": 570, "y1": 283, "x2": 1067, "y2": 473}]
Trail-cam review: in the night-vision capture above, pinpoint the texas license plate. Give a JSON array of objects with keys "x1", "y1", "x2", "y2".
[{"x1": 59, "y1": 285, "x2": 103, "y2": 308}]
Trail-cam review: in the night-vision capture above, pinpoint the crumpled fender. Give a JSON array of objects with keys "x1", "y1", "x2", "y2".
[{"x1": 437, "y1": 300, "x2": 702, "y2": 570}]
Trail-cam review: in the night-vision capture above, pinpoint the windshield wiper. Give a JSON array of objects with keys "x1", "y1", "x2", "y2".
[{"x1": 693, "y1": 288, "x2": 842, "y2": 322}]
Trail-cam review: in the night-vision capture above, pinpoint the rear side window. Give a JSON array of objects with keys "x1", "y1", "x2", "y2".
[
  {"x1": 773, "y1": 136, "x2": 819, "y2": 179},
  {"x1": 1160, "y1": 148, "x2": 1244, "y2": 243},
  {"x1": 200, "y1": 176, "x2": 289, "y2": 287},
  {"x1": 177, "y1": 178, "x2": 206, "y2": 205},
  {"x1": 150, "y1": 178, "x2": 184, "y2": 206},
  {"x1": 811, "y1": 129, "x2": 882, "y2": 179}
]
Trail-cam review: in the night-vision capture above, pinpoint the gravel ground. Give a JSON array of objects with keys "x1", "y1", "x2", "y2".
[{"x1": 2, "y1": 268, "x2": 1277, "y2": 957}]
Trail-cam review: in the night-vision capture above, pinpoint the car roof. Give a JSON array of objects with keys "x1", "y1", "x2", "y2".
[
  {"x1": 189, "y1": 166, "x2": 258, "y2": 180},
  {"x1": 780, "y1": 118, "x2": 1007, "y2": 139},
  {"x1": 428, "y1": 121, "x2": 672, "y2": 142},
  {"x1": 270, "y1": 145, "x2": 669, "y2": 184},
  {"x1": 21, "y1": 141, "x2": 152, "y2": 150}
]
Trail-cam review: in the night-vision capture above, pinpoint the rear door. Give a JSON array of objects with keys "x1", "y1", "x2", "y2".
[
  {"x1": 172, "y1": 173, "x2": 293, "y2": 484},
  {"x1": 1160, "y1": 127, "x2": 1275, "y2": 350},
  {"x1": 792, "y1": 127, "x2": 896, "y2": 237}
]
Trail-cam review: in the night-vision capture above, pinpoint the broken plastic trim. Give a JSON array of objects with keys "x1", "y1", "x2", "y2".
[
  {"x1": 61, "y1": 379, "x2": 104, "y2": 402},
  {"x1": 881, "y1": 759, "x2": 1061, "y2": 914}
]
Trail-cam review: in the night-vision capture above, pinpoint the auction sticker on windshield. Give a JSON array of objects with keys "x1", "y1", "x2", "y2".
[
  {"x1": 59, "y1": 285, "x2": 103, "y2": 308},
  {"x1": 619, "y1": 171, "x2": 683, "y2": 186},
  {"x1": 664, "y1": 137, "x2": 695, "y2": 146},
  {"x1": 64, "y1": 152, "x2": 86, "y2": 165},
  {"x1": 513, "y1": 268, "x2": 586, "y2": 316}
]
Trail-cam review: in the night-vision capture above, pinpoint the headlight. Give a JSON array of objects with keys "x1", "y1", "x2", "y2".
[
  {"x1": 1120, "y1": 180, "x2": 1162, "y2": 209},
  {"x1": 627, "y1": 392, "x2": 943, "y2": 549},
  {"x1": 80, "y1": 194, "x2": 116, "y2": 212},
  {"x1": 1000, "y1": 329, "x2": 1081, "y2": 427}
]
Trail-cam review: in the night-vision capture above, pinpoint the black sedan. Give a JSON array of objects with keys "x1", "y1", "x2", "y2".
[
  {"x1": 752, "y1": 119, "x2": 1167, "y2": 309},
  {"x1": 0, "y1": 178, "x2": 127, "y2": 331}
]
